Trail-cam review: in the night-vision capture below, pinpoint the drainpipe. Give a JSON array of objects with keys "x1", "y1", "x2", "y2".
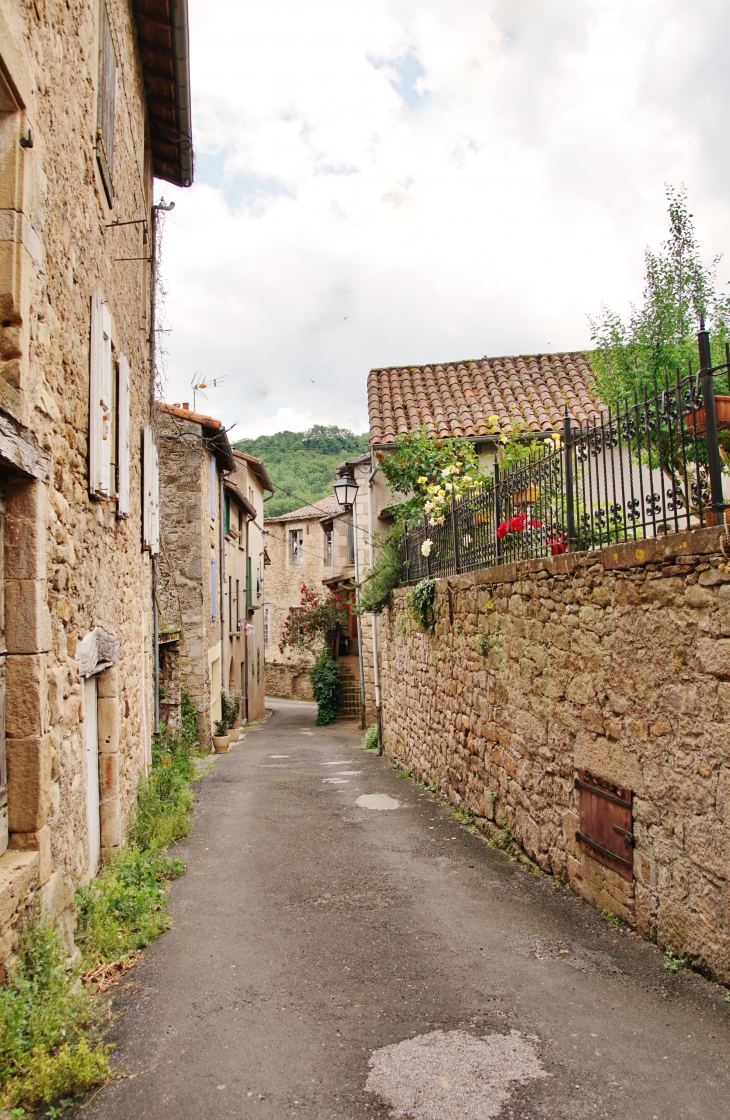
[
  {"x1": 220, "y1": 468, "x2": 226, "y2": 703},
  {"x1": 244, "y1": 512, "x2": 251, "y2": 722},
  {"x1": 152, "y1": 554, "x2": 160, "y2": 734},
  {"x1": 367, "y1": 458, "x2": 382, "y2": 753},
  {"x1": 352, "y1": 480, "x2": 366, "y2": 730}
]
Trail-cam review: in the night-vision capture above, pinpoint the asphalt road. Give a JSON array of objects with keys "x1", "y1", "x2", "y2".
[{"x1": 82, "y1": 698, "x2": 730, "y2": 1120}]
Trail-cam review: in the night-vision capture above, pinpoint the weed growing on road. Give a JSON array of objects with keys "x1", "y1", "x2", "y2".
[
  {"x1": 361, "y1": 724, "x2": 379, "y2": 751},
  {"x1": 0, "y1": 729, "x2": 199, "y2": 1115},
  {"x1": 0, "y1": 909, "x2": 112, "y2": 1113},
  {"x1": 451, "y1": 806, "x2": 477, "y2": 833},
  {"x1": 597, "y1": 907, "x2": 622, "y2": 929},
  {"x1": 663, "y1": 951, "x2": 686, "y2": 972}
]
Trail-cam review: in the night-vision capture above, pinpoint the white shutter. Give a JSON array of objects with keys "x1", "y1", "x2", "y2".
[
  {"x1": 117, "y1": 353, "x2": 130, "y2": 517},
  {"x1": 151, "y1": 437, "x2": 160, "y2": 555},
  {"x1": 143, "y1": 424, "x2": 159, "y2": 554},
  {"x1": 89, "y1": 295, "x2": 112, "y2": 497}
]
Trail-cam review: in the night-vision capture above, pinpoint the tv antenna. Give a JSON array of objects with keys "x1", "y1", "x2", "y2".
[{"x1": 191, "y1": 373, "x2": 226, "y2": 413}]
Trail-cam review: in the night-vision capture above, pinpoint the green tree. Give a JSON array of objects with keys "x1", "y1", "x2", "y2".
[
  {"x1": 234, "y1": 426, "x2": 369, "y2": 517},
  {"x1": 588, "y1": 185, "x2": 730, "y2": 403}
]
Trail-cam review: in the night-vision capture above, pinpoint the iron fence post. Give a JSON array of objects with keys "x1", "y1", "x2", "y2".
[
  {"x1": 494, "y1": 460, "x2": 502, "y2": 562},
  {"x1": 403, "y1": 521, "x2": 409, "y2": 582},
  {"x1": 563, "y1": 407, "x2": 576, "y2": 549},
  {"x1": 451, "y1": 489, "x2": 461, "y2": 574},
  {"x1": 698, "y1": 317, "x2": 725, "y2": 520},
  {"x1": 423, "y1": 515, "x2": 432, "y2": 576}
]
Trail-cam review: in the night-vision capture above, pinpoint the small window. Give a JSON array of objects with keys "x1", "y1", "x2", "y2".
[
  {"x1": 224, "y1": 495, "x2": 231, "y2": 535},
  {"x1": 211, "y1": 557, "x2": 217, "y2": 621},
  {"x1": 290, "y1": 528, "x2": 304, "y2": 565},
  {"x1": 323, "y1": 523, "x2": 333, "y2": 565},
  {"x1": 263, "y1": 604, "x2": 269, "y2": 645},
  {"x1": 96, "y1": 0, "x2": 118, "y2": 206},
  {"x1": 228, "y1": 575, "x2": 232, "y2": 633},
  {"x1": 238, "y1": 509, "x2": 244, "y2": 547}
]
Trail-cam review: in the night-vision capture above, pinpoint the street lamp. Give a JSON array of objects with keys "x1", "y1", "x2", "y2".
[
  {"x1": 334, "y1": 471, "x2": 366, "y2": 726},
  {"x1": 334, "y1": 472, "x2": 359, "y2": 509}
]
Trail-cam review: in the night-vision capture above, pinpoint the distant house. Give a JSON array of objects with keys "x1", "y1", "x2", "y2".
[
  {"x1": 225, "y1": 450, "x2": 274, "y2": 722},
  {"x1": 264, "y1": 494, "x2": 363, "y2": 714},
  {"x1": 358, "y1": 351, "x2": 606, "y2": 722},
  {"x1": 156, "y1": 404, "x2": 236, "y2": 748}
]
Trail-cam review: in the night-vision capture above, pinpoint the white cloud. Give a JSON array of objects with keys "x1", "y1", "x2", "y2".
[{"x1": 156, "y1": 0, "x2": 730, "y2": 437}]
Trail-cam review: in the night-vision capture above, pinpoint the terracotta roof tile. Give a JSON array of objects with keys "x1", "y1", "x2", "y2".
[{"x1": 367, "y1": 351, "x2": 603, "y2": 445}]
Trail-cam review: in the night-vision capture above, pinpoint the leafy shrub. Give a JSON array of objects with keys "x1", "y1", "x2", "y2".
[
  {"x1": 75, "y1": 849, "x2": 184, "y2": 967},
  {"x1": 361, "y1": 724, "x2": 379, "y2": 751},
  {"x1": 310, "y1": 651, "x2": 341, "y2": 725},
  {"x1": 407, "y1": 578, "x2": 436, "y2": 632},
  {"x1": 129, "y1": 728, "x2": 195, "y2": 852},
  {"x1": 279, "y1": 584, "x2": 350, "y2": 654},
  {"x1": 180, "y1": 686, "x2": 200, "y2": 751},
  {"x1": 357, "y1": 528, "x2": 404, "y2": 615},
  {"x1": 221, "y1": 689, "x2": 240, "y2": 731},
  {"x1": 0, "y1": 914, "x2": 112, "y2": 1111}
]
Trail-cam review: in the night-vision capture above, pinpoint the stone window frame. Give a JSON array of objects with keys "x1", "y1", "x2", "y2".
[{"x1": 290, "y1": 527, "x2": 304, "y2": 566}]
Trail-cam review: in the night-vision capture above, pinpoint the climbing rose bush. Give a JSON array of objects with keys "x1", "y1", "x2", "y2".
[{"x1": 279, "y1": 584, "x2": 351, "y2": 654}]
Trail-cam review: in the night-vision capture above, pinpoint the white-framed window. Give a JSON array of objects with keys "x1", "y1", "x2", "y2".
[
  {"x1": 263, "y1": 604, "x2": 269, "y2": 645},
  {"x1": 323, "y1": 523, "x2": 333, "y2": 565},
  {"x1": 89, "y1": 296, "x2": 130, "y2": 514},
  {"x1": 290, "y1": 528, "x2": 303, "y2": 565}
]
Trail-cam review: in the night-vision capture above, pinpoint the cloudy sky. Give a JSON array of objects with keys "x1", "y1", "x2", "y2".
[{"x1": 156, "y1": 0, "x2": 730, "y2": 440}]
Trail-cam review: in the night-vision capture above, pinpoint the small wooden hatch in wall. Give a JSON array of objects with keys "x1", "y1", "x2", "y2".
[{"x1": 574, "y1": 769, "x2": 634, "y2": 881}]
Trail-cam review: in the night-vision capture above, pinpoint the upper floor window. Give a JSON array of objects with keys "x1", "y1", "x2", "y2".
[
  {"x1": 347, "y1": 517, "x2": 355, "y2": 565},
  {"x1": 290, "y1": 528, "x2": 303, "y2": 565},
  {"x1": 89, "y1": 296, "x2": 131, "y2": 519},
  {"x1": 323, "y1": 523, "x2": 333, "y2": 565},
  {"x1": 96, "y1": 0, "x2": 118, "y2": 206}
]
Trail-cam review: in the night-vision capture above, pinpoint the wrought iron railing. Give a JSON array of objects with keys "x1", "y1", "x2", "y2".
[{"x1": 401, "y1": 326, "x2": 730, "y2": 584}]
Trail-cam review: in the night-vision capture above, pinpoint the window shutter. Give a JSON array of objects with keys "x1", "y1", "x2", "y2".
[
  {"x1": 143, "y1": 424, "x2": 159, "y2": 554},
  {"x1": 117, "y1": 353, "x2": 130, "y2": 517},
  {"x1": 211, "y1": 557, "x2": 217, "y2": 621},
  {"x1": 210, "y1": 455, "x2": 216, "y2": 520},
  {"x1": 96, "y1": 0, "x2": 117, "y2": 206},
  {"x1": 89, "y1": 295, "x2": 112, "y2": 497}
]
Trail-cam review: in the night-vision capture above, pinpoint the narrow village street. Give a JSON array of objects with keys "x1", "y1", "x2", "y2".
[{"x1": 82, "y1": 700, "x2": 730, "y2": 1120}]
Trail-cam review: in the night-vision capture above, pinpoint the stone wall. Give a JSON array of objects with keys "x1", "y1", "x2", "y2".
[
  {"x1": 379, "y1": 526, "x2": 730, "y2": 983},
  {"x1": 0, "y1": 0, "x2": 158, "y2": 961},
  {"x1": 264, "y1": 662, "x2": 314, "y2": 701}
]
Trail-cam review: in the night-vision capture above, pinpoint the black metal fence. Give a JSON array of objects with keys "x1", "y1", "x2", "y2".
[{"x1": 402, "y1": 325, "x2": 730, "y2": 584}]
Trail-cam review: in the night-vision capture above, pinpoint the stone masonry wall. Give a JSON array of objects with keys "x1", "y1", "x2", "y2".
[{"x1": 379, "y1": 526, "x2": 730, "y2": 983}]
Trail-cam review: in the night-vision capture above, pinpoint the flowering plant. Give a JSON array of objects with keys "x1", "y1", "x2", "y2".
[
  {"x1": 279, "y1": 584, "x2": 351, "y2": 654},
  {"x1": 496, "y1": 513, "x2": 541, "y2": 539},
  {"x1": 376, "y1": 426, "x2": 492, "y2": 526}
]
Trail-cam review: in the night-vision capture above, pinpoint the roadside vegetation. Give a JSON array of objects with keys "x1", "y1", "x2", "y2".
[{"x1": 0, "y1": 716, "x2": 202, "y2": 1116}]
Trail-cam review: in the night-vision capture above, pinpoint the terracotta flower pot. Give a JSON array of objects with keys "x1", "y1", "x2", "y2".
[
  {"x1": 212, "y1": 735, "x2": 230, "y2": 753},
  {"x1": 684, "y1": 395, "x2": 730, "y2": 436}
]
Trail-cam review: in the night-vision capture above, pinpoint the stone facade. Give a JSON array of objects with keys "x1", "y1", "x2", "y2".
[
  {"x1": 223, "y1": 451, "x2": 273, "y2": 722},
  {"x1": 379, "y1": 526, "x2": 730, "y2": 983},
  {"x1": 157, "y1": 404, "x2": 234, "y2": 749},
  {"x1": 0, "y1": 0, "x2": 191, "y2": 962}
]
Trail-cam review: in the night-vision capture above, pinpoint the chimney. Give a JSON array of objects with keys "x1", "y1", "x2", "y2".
[{"x1": 182, "y1": 402, "x2": 190, "y2": 410}]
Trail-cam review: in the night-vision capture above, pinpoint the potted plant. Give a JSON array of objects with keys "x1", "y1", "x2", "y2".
[{"x1": 212, "y1": 719, "x2": 229, "y2": 753}]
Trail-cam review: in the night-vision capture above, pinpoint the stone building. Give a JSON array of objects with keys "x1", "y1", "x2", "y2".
[
  {"x1": 264, "y1": 491, "x2": 364, "y2": 716},
  {"x1": 0, "y1": 0, "x2": 193, "y2": 963},
  {"x1": 156, "y1": 403, "x2": 235, "y2": 748},
  {"x1": 357, "y1": 351, "x2": 607, "y2": 729},
  {"x1": 223, "y1": 450, "x2": 274, "y2": 722}
]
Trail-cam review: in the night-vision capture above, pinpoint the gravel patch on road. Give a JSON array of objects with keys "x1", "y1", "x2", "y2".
[{"x1": 366, "y1": 1029, "x2": 547, "y2": 1120}]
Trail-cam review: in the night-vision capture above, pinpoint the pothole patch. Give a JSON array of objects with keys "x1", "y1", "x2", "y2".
[
  {"x1": 365, "y1": 1029, "x2": 547, "y2": 1120},
  {"x1": 356, "y1": 794, "x2": 400, "y2": 811}
]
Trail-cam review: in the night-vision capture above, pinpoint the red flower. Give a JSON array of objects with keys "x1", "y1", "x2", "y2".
[
  {"x1": 497, "y1": 521, "x2": 508, "y2": 539},
  {"x1": 508, "y1": 513, "x2": 527, "y2": 532},
  {"x1": 529, "y1": 519, "x2": 541, "y2": 528},
  {"x1": 548, "y1": 535, "x2": 567, "y2": 555}
]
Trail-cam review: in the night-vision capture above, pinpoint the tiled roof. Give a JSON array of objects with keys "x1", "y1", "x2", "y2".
[
  {"x1": 265, "y1": 494, "x2": 341, "y2": 524},
  {"x1": 367, "y1": 352, "x2": 603, "y2": 445}
]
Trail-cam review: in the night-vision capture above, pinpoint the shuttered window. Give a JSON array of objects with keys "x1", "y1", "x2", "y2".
[
  {"x1": 143, "y1": 425, "x2": 159, "y2": 554},
  {"x1": 117, "y1": 353, "x2": 130, "y2": 517},
  {"x1": 89, "y1": 295, "x2": 113, "y2": 498},
  {"x1": 211, "y1": 557, "x2": 217, "y2": 621},
  {"x1": 96, "y1": 0, "x2": 117, "y2": 206},
  {"x1": 210, "y1": 455, "x2": 216, "y2": 520}
]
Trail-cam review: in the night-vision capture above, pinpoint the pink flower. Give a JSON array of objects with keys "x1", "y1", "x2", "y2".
[{"x1": 496, "y1": 521, "x2": 508, "y2": 539}]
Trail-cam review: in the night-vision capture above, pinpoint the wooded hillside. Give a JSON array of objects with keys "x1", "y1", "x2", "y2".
[{"x1": 234, "y1": 425, "x2": 370, "y2": 517}]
